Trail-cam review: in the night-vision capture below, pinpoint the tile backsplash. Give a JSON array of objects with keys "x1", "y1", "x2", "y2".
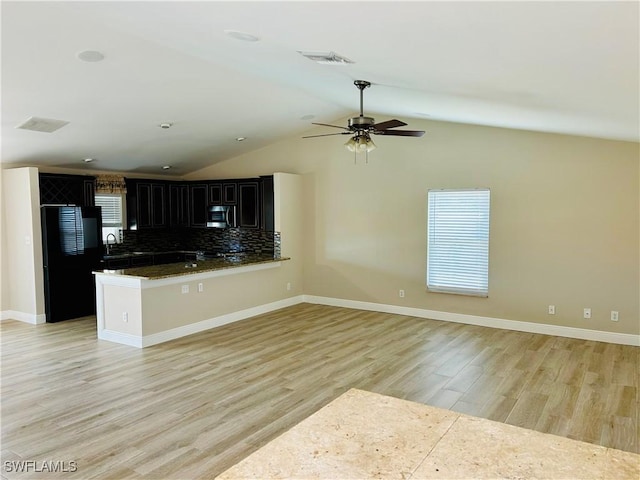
[{"x1": 113, "y1": 228, "x2": 281, "y2": 257}]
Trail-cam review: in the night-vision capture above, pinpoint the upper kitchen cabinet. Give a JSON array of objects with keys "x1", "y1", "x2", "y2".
[
  {"x1": 126, "y1": 179, "x2": 167, "y2": 229},
  {"x1": 222, "y1": 182, "x2": 237, "y2": 205},
  {"x1": 190, "y1": 184, "x2": 208, "y2": 227},
  {"x1": 208, "y1": 181, "x2": 236, "y2": 206},
  {"x1": 208, "y1": 182, "x2": 222, "y2": 205},
  {"x1": 39, "y1": 173, "x2": 95, "y2": 207},
  {"x1": 237, "y1": 180, "x2": 260, "y2": 228},
  {"x1": 168, "y1": 183, "x2": 190, "y2": 227},
  {"x1": 260, "y1": 175, "x2": 274, "y2": 231}
]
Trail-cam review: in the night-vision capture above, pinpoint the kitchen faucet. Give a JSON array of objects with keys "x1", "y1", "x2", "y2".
[{"x1": 105, "y1": 233, "x2": 117, "y2": 255}]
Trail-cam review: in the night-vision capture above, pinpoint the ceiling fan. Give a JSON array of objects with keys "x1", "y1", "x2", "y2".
[{"x1": 303, "y1": 80, "x2": 425, "y2": 158}]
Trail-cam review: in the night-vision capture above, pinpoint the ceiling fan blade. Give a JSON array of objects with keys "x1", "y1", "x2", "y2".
[
  {"x1": 311, "y1": 122, "x2": 350, "y2": 130},
  {"x1": 302, "y1": 132, "x2": 352, "y2": 138},
  {"x1": 375, "y1": 129, "x2": 425, "y2": 137},
  {"x1": 372, "y1": 119, "x2": 407, "y2": 130}
]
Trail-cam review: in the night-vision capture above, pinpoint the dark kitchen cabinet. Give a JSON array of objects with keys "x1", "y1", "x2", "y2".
[
  {"x1": 208, "y1": 182, "x2": 222, "y2": 205},
  {"x1": 124, "y1": 175, "x2": 274, "y2": 232},
  {"x1": 83, "y1": 180, "x2": 95, "y2": 207},
  {"x1": 222, "y1": 183, "x2": 237, "y2": 205},
  {"x1": 190, "y1": 184, "x2": 208, "y2": 227},
  {"x1": 130, "y1": 254, "x2": 153, "y2": 267},
  {"x1": 153, "y1": 252, "x2": 183, "y2": 265},
  {"x1": 126, "y1": 180, "x2": 166, "y2": 229},
  {"x1": 169, "y1": 184, "x2": 190, "y2": 227},
  {"x1": 260, "y1": 175, "x2": 274, "y2": 231},
  {"x1": 237, "y1": 181, "x2": 260, "y2": 228},
  {"x1": 39, "y1": 173, "x2": 95, "y2": 207},
  {"x1": 103, "y1": 257, "x2": 131, "y2": 269}
]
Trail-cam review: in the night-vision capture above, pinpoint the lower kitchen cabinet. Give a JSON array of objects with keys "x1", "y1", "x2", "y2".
[{"x1": 103, "y1": 258, "x2": 131, "y2": 269}]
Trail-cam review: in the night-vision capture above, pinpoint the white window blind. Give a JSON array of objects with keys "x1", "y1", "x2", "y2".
[
  {"x1": 427, "y1": 189, "x2": 490, "y2": 297},
  {"x1": 95, "y1": 194, "x2": 122, "y2": 227}
]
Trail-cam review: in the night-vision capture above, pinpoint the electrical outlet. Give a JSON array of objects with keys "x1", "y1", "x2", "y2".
[
  {"x1": 198, "y1": 283, "x2": 204, "y2": 293},
  {"x1": 548, "y1": 305, "x2": 555, "y2": 315},
  {"x1": 583, "y1": 308, "x2": 591, "y2": 319},
  {"x1": 122, "y1": 312, "x2": 128, "y2": 323},
  {"x1": 287, "y1": 282, "x2": 291, "y2": 291},
  {"x1": 181, "y1": 285, "x2": 189, "y2": 294},
  {"x1": 399, "y1": 289, "x2": 405, "y2": 298},
  {"x1": 611, "y1": 311, "x2": 619, "y2": 322}
]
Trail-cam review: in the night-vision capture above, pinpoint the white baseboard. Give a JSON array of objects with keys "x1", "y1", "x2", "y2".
[
  {"x1": 7, "y1": 296, "x2": 639, "y2": 347},
  {"x1": 98, "y1": 329, "x2": 143, "y2": 348},
  {"x1": 302, "y1": 295, "x2": 640, "y2": 347},
  {"x1": 0, "y1": 310, "x2": 46, "y2": 324}
]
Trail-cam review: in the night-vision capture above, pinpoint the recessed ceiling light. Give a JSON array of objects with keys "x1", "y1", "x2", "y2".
[
  {"x1": 162, "y1": 165, "x2": 172, "y2": 170},
  {"x1": 298, "y1": 51, "x2": 354, "y2": 65},
  {"x1": 83, "y1": 158, "x2": 95, "y2": 163},
  {"x1": 236, "y1": 137, "x2": 247, "y2": 142},
  {"x1": 224, "y1": 30, "x2": 260, "y2": 42},
  {"x1": 159, "y1": 123, "x2": 172, "y2": 129},
  {"x1": 77, "y1": 50, "x2": 105, "y2": 62}
]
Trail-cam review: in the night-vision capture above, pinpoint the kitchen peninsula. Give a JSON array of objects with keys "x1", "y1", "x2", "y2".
[
  {"x1": 94, "y1": 254, "x2": 291, "y2": 348},
  {"x1": 94, "y1": 172, "x2": 303, "y2": 348}
]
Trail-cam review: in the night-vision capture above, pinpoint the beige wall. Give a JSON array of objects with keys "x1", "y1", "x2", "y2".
[
  {"x1": 1, "y1": 168, "x2": 7, "y2": 312},
  {"x1": 190, "y1": 118, "x2": 640, "y2": 336},
  {"x1": 0, "y1": 167, "x2": 45, "y2": 321}
]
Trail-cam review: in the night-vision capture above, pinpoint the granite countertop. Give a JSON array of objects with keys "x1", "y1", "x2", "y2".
[{"x1": 97, "y1": 254, "x2": 289, "y2": 280}]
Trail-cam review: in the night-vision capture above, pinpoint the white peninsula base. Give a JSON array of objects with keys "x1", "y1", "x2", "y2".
[{"x1": 95, "y1": 260, "x2": 298, "y2": 348}]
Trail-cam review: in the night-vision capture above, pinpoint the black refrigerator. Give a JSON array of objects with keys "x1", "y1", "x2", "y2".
[{"x1": 41, "y1": 206, "x2": 103, "y2": 322}]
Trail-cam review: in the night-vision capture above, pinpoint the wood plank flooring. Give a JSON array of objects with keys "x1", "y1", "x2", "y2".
[{"x1": 1, "y1": 303, "x2": 638, "y2": 479}]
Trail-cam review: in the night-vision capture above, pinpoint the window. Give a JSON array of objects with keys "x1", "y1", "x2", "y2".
[
  {"x1": 427, "y1": 189, "x2": 490, "y2": 297},
  {"x1": 94, "y1": 194, "x2": 124, "y2": 243}
]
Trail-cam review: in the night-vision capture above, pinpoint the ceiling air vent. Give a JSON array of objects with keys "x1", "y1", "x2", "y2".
[
  {"x1": 16, "y1": 116, "x2": 69, "y2": 133},
  {"x1": 298, "y1": 51, "x2": 354, "y2": 65}
]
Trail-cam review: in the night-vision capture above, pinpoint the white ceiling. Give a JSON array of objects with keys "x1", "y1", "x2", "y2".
[{"x1": 2, "y1": 1, "x2": 638, "y2": 175}]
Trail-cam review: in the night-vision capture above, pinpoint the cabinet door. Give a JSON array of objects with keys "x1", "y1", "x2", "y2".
[
  {"x1": 169, "y1": 184, "x2": 190, "y2": 227},
  {"x1": 136, "y1": 183, "x2": 152, "y2": 228},
  {"x1": 209, "y1": 182, "x2": 222, "y2": 205},
  {"x1": 83, "y1": 180, "x2": 95, "y2": 207},
  {"x1": 238, "y1": 181, "x2": 260, "y2": 228},
  {"x1": 260, "y1": 175, "x2": 274, "y2": 231},
  {"x1": 151, "y1": 184, "x2": 166, "y2": 227},
  {"x1": 135, "y1": 182, "x2": 166, "y2": 229},
  {"x1": 190, "y1": 184, "x2": 208, "y2": 227},
  {"x1": 222, "y1": 182, "x2": 237, "y2": 205}
]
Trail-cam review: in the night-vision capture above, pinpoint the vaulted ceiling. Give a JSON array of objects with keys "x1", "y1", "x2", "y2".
[{"x1": 2, "y1": 1, "x2": 638, "y2": 175}]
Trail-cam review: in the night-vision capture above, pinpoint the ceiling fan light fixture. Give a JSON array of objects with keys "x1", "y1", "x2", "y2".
[{"x1": 345, "y1": 134, "x2": 376, "y2": 153}]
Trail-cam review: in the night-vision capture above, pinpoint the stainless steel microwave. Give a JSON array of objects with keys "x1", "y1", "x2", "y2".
[{"x1": 207, "y1": 205, "x2": 236, "y2": 228}]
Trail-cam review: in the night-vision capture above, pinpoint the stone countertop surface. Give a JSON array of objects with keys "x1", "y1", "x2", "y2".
[
  {"x1": 102, "y1": 250, "x2": 199, "y2": 260},
  {"x1": 95, "y1": 254, "x2": 289, "y2": 280}
]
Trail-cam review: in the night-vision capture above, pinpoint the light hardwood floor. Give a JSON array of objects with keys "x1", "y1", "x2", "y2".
[{"x1": 1, "y1": 303, "x2": 638, "y2": 479}]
